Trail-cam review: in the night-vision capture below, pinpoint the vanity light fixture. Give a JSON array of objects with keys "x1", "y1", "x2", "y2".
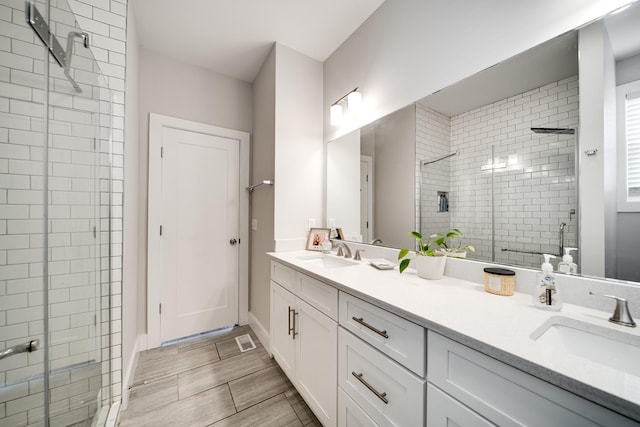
[
  {"x1": 330, "y1": 104, "x2": 343, "y2": 126},
  {"x1": 330, "y1": 87, "x2": 361, "y2": 126}
]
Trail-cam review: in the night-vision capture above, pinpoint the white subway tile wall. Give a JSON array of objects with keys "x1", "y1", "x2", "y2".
[
  {"x1": 416, "y1": 105, "x2": 452, "y2": 238},
  {"x1": 1, "y1": 0, "x2": 125, "y2": 425},
  {"x1": 417, "y1": 76, "x2": 579, "y2": 268}
]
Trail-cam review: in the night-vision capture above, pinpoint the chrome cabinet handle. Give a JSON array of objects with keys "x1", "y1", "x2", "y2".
[
  {"x1": 292, "y1": 311, "x2": 299, "y2": 339},
  {"x1": 288, "y1": 306, "x2": 294, "y2": 335},
  {"x1": 352, "y1": 371, "x2": 388, "y2": 404},
  {"x1": 0, "y1": 339, "x2": 39, "y2": 361},
  {"x1": 352, "y1": 316, "x2": 389, "y2": 339}
]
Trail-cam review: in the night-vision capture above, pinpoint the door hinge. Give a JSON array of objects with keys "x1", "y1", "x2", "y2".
[
  {"x1": 94, "y1": 314, "x2": 97, "y2": 327},
  {"x1": 366, "y1": 174, "x2": 369, "y2": 182},
  {"x1": 160, "y1": 225, "x2": 163, "y2": 236},
  {"x1": 93, "y1": 138, "x2": 97, "y2": 151},
  {"x1": 159, "y1": 303, "x2": 162, "y2": 315},
  {"x1": 93, "y1": 226, "x2": 97, "y2": 238},
  {"x1": 161, "y1": 147, "x2": 163, "y2": 158}
]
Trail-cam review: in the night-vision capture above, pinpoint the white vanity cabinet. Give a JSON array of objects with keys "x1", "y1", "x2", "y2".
[
  {"x1": 338, "y1": 292, "x2": 426, "y2": 426},
  {"x1": 270, "y1": 261, "x2": 337, "y2": 426},
  {"x1": 427, "y1": 331, "x2": 640, "y2": 427}
]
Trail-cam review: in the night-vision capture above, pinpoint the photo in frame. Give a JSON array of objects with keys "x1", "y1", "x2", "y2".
[{"x1": 306, "y1": 228, "x2": 331, "y2": 251}]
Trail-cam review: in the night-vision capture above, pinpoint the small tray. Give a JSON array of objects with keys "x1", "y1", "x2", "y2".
[{"x1": 368, "y1": 259, "x2": 396, "y2": 270}]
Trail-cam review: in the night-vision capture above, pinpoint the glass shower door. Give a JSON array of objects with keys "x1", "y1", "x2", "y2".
[
  {"x1": 1, "y1": 0, "x2": 111, "y2": 425},
  {"x1": 45, "y1": 0, "x2": 111, "y2": 425}
]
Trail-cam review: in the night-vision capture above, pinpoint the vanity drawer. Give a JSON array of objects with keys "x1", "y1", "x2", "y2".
[
  {"x1": 428, "y1": 331, "x2": 639, "y2": 427},
  {"x1": 339, "y1": 292, "x2": 425, "y2": 377},
  {"x1": 338, "y1": 387, "x2": 378, "y2": 427},
  {"x1": 271, "y1": 261, "x2": 295, "y2": 292},
  {"x1": 339, "y1": 327, "x2": 425, "y2": 427},
  {"x1": 296, "y1": 272, "x2": 338, "y2": 321},
  {"x1": 427, "y1": 384, "x2": 496, "y2": 427}
]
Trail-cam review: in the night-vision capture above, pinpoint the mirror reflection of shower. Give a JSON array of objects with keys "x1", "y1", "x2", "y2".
[
  {"x1": 418, "y1": 150, "x2": 458, "y2": 246},
  {"x1": 417, "y1": 114, "x2": 579, "y2": 271}
]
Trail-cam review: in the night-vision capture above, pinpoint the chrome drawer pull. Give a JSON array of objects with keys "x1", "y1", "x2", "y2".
[
  {"x1": 352, "y1": 371, "x2": 389, "y2": 404},
  {"x1": 288, "y1": 306, "x2": 294, "y2": 336},
  {"x1": 352, "y1": 316, "x2": 389, "y2": 339}
]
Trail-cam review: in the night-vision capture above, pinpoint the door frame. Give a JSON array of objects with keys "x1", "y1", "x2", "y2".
[{"x1": 147, "y1": 113, "x2": 250, "y2": 349}]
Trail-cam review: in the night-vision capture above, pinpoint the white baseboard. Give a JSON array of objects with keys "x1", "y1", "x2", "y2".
[
  {"x1": 120, "y1": 334, "x2": 144, "y2": 411},
  {"x1": 248, "y1": 311, "x2": 270, "y2": 356}
]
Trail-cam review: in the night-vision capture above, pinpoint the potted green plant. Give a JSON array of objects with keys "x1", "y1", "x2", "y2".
[
  {"x1": 438, "y1": 228, "x2": 475, "y2": 258},
  {"x1": 398, "y1": 231, "x2": 447, "y2": 279}
]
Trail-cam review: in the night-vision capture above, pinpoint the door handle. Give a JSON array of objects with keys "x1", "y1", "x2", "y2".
[
  {"x1": 0, "y1": 339, "x2": 39, "y2": 361},
  {"x1": 229, "y1": 238, "x2": 237, "y2": 245}
]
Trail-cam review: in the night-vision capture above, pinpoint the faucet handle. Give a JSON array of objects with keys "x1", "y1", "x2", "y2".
[
  {"x1": 589, "y1": 292, "x2": 636, "y2": 327},
  {"x1": 354, "y1": 249, "x2": 365, "y2": 261},
  {"x1": 336, "y1": 245, "x2": 345, "y2": 257}
]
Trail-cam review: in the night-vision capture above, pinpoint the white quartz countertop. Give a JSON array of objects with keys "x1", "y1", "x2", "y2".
[{"x1": 268, "y1": 250, "x2": 640, "y2": 422}]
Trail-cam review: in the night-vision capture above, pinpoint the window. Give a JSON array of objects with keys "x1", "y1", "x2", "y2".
[{"x1": 617, "y1": 80, "x2": 640, "y2": 211}]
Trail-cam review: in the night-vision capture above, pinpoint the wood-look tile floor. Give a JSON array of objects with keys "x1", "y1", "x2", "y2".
[{"x1": 118, "y1": 325, "x2": 321, "y2": 427}]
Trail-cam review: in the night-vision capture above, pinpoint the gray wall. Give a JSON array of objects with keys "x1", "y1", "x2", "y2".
[
  {"x1": 374, "y1": 105, "x2": 415, "y2": 249},
  {"x1": 250, "y1": 45, "x2": 276, "y2": 334}
]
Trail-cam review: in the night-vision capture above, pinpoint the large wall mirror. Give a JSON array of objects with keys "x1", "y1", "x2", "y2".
[{"x1": 326, "y1": 2, "x2": 640, "y2": 284}]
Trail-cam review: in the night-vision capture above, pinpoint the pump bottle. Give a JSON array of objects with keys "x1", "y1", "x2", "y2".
[
  {"x1": 532, "y1": 254, "x2": 562, "y2": 311},
  {"x1": 558, "y1": 247, "x2": 577, "y2": 275}
]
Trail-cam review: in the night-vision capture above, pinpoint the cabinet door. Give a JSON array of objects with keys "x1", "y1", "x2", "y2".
[
  {"x1": 296, "y1": 298, "x2": 338, "y2": 427},
  {"x1": 270, "y1": 281, "x2": 296, "y2": 379}
]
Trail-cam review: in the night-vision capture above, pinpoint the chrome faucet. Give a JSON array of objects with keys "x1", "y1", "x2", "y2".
[
  {"x1": 589, "y1": 292, "x2": 636, "y2": 327},
  {"x1": 333, "y1": 241, "x2": 352, "y2": 258},
  {"x1": 558, "y1": 222, "x2": 566, "y2": 257}
]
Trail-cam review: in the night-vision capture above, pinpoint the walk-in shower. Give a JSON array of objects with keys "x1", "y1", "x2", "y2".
[{"x1": 1, "y1": 1, "x2": 114, "y2": 426}]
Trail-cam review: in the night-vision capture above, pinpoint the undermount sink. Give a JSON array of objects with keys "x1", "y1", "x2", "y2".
[
  {"x1": 531, "y1": 316, "x2": 640, "y2": 376},
  {"x1": 297, "y1": 254, "x2": 358, "y2": 269}
]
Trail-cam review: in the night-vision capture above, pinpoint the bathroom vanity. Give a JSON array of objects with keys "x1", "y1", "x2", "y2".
[{"x1": 268, "y1": 251, "x2": 640, "y2": 426}]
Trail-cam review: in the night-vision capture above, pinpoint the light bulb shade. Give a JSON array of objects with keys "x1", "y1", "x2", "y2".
[
  {"x1": 347, "y1": 90, "x2": 362, "y2": 114},
  {"x1": 330, "y1": 104, "x2": 343, "y2": 126}
]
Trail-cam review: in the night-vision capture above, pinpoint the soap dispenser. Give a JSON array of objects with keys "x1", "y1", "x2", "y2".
[
  {"x1": 532, "y1": 254, "x2": 562, "y2": 311},
  {"x1": 558, "y1": 247, "x2": 577, "y2": 275}
]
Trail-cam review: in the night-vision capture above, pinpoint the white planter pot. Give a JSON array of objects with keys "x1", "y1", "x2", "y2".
[
  {"x1": 414, "y1": 254, "x2": 447, "y2": 280},
  {"x1": 446, "y1": 250, "x2": 467, "y2": 259}
]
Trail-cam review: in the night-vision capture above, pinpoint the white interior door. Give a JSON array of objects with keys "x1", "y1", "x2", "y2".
[{"x1": 160, "y1": 127, "x2": 239, "y2": 342}]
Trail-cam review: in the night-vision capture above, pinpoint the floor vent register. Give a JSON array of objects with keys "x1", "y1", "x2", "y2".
[{"x1": 235, "y1": 334, "x2": 257, "y2": 352}]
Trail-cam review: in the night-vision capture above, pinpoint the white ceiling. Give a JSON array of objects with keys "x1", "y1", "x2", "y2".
[{"x1": 131, "y1": 0, "x2": 385, "y2": 83}]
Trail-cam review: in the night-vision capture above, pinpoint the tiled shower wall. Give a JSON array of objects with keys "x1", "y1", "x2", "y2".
[
  {"x1": 416, "y1": 105, "x2": 451, "y2": 239},
  {"x1": 418, "y1": 75, "x2": 579, "y2": 268},
  {"x1": 0, "y1": 0, "x2": 125, "y2": 425}
]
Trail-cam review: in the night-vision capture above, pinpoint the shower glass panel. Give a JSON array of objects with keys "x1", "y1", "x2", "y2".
[
  {"x1": 1, "y1": 0, "x2": 111, "y2": 425},
  {"x1": 494, "y1": 131, "x2": 577, "y2": 268}
]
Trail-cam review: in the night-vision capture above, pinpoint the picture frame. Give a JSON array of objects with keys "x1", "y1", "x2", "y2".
[
  {"x1": 336, "y1": 227, "x2": 345, "y2": 240},
  {"x1": 306, "y1": 228, "x2": 331, "y2": 251}
]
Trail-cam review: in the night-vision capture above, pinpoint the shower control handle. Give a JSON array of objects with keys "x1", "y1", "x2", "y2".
[{"x1": 0, "y1": 339, "x2": 39, "y2": 361}]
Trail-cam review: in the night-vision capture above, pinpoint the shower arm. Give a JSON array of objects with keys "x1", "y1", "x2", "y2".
[
  {"x1": 64, "y1": 31, "x2": 89, "y2": 93},
  {"x1": 25, "y1": 2, "x2": 88, "y2": 93}
]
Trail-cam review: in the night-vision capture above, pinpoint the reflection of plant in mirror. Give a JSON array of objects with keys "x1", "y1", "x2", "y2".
[
  {"x1": 438, "y1": 228, "x2": 475, "y2": 257},
  {"x1": 398, "y1": 231, "x2": 446, "y2": 273}
]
